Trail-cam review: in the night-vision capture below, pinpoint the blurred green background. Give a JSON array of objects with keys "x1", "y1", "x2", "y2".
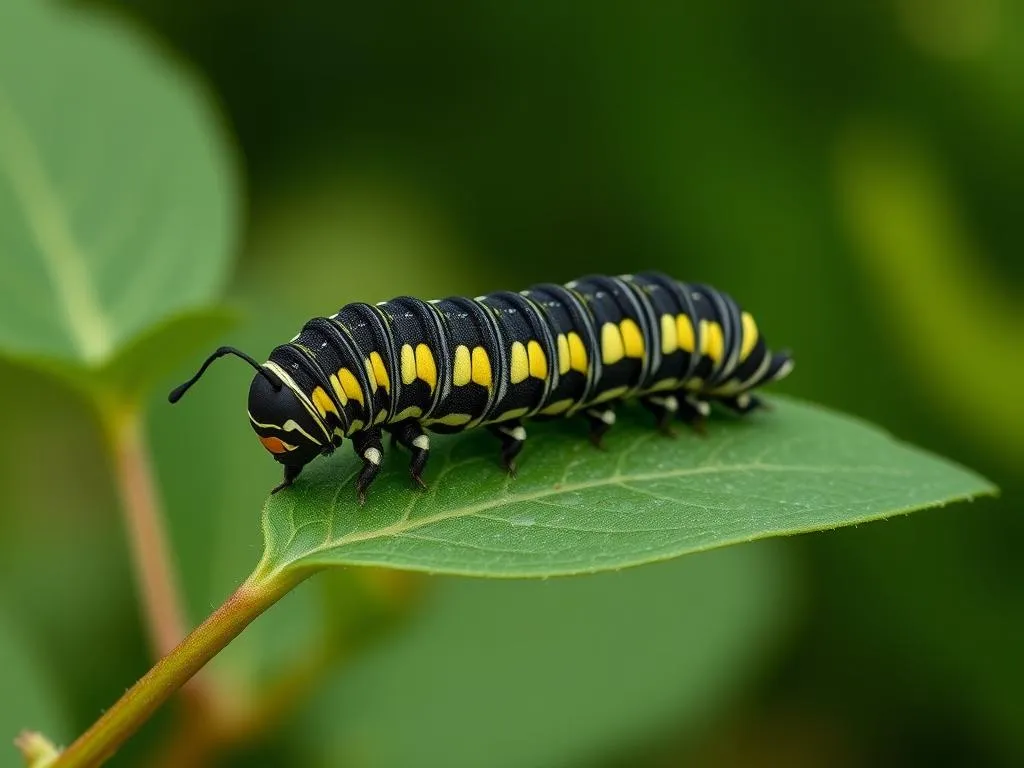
[{"x1": 1, "y1": 1, "x2": 1021, "y2": 766}]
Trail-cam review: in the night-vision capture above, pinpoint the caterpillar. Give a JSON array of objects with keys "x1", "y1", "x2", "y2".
[{"x1": 169, "y1": 272, "x2": 793, "y2": 501}]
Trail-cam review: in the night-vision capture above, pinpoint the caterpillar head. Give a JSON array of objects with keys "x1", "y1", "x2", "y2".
[
  {"x1": 168, "y1": 346, "x2": 331, "y2": 485},
  {"x1": 246, "y1": 369, "x2": 326, "y2": 469}
]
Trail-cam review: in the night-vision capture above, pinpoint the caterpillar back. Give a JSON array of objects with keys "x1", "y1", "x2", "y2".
[{"x1": 170, "y1": 272, "x2": 793, "y2": 501}]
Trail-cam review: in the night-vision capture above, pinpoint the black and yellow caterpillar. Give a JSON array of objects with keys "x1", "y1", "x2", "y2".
[{"x1": 170, "y1": 272, "x2": 793, "y2": 500}]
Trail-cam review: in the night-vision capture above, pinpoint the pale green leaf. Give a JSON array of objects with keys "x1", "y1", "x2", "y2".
[
  {"x1": 12, "y1": 307, "x2": 236, "y2": 404},
  {"x1": 96, "y1": 307, "x2": 236, "y2": 400},
  {"x1": 296, "y1": 543, "x2": 792, "y2": 768},
  {"x1": 258, "y1": 397, "x2": 995, "y2": 578},
  {"x1": 0, "y1": 0, "x2": 237, "y2": 370}
]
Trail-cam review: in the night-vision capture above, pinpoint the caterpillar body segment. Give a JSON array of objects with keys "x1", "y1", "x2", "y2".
[{"x1": 170, "y1": 272, "x2": 793, "y2": 501}]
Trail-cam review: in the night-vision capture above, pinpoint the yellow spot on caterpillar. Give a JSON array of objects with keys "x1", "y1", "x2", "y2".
[
  {"x1": 311, "y1": 386, "x2": 338, "y2": 419},
  {"x1": 646, "y1": 378, "x2": 679, "y2": 392},
  {"x1": 620, "y1": 318, "x2": 644, "y2": 359},
  {"x1": 510, "y1": 341, "x2": 529, "y2": 384},
  {"x1": 329, "y1": 374, "x2": 348, "y2": 406},
  {"x1": 485, "y1": 409, "x2": 532, "y2": 428},
  {"x1": 374, "y1": 408, "x2": 389, "y2": 425},
  {"x1": 363, "y1": 359, "x2": 378, "y2": 394},
  {"x1": 708, "y1": 379, "x2": 743, "y2": 396},
  {"x1": 453, "y1": 345, "x2": 471, "y2": 386},
  {"x1": 660, "y1": 314, "x2": 677, "y2": 355},
  {"x1": 391, "y1": 405, "x2": 422, "y2": 421},
  {"x1": 427, "y1": 413, "x2": 472, "y2": 427},
  {"x1": 568, "y1": 332, "x2": 587, "y2": 374},
  {"x1": 370, "y1": 351, "x2": 390, "y2": 394},
  {"x1": 601, "y1": 322, "x2": 624, "y2": 365},
  {"x1": 259, "y1": 435, "x2": 295, "y2": 454},
  {"x1": 557, "y1": 334, "x2": 570, "y2": 374},
  {"x1": 704, "y1": 321, "x2": 724, "y2": 363},
  {"x1": 416, "y1": 344, "x2": 437, "y2": 392},
  {"x1": 472, "y1": 346, "x2": 492, "y2": 387},
  {"x1": 338, "y1": 368, "x2": 363, "y2": 405},
  {"x1": 539, "y1": 398, "x2": 574, "y2": 415},
  {"x1": 676, "y1": 314, "x2": 695, "y2": 352},
  {"x1": 346, "y1": 419, "x2": 365, "y2": 433},
  {"x1": 400, "y1": 344, "x2": 416, "y2": 385},
  {"x1": 528, "y1": 340, "x2": 547, "y2": 379},
  {"x1": 739, "y1": 312, "x2": 758, "y2": 361},
  {"x1": 591, "y1": 385, "x2": 628, "y2": 404},
  {"x1": 494, "y1": 407, "x2": 530, "y2": 423}
]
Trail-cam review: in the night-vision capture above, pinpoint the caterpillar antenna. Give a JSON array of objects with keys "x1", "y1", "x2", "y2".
[{"x1": 168, "y1": 346, "x2": 280, "y2": 403}]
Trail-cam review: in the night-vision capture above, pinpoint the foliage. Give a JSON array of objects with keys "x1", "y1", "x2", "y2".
[
  {"x1": 0, "y1": 0, "x2": 1016, "y2": 767},
  {"x1": 259, "y1": 397, "x2": 991, "y2": 578},
  {"x1": 297, "y1": 544, "x2": 792, "y2": 768},
  {"x1": 0, "y1": 616, "x2": 68, "y2": 764},
  {"x1": 837, "y1": 122, "x2": 1024, "y2": 465},
  {"x1": 0, "y1": 0, "x2": 236, "y2": 406}
]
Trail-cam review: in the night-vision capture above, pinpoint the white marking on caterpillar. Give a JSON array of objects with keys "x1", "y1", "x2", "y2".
[
  {"x1": 773, "y1": 359, "x2": 795, "y2": 380},
  {"x1": 648, "y1": 395, "x2": 679, "y2": 412},
  {"x1": 263, "y1": 361, "x2": 331, "y2": 441},
  {"x1": 412, "y1": 435, "x2": 430, "y2": 450},
  {"x1": 500, "y1": 426, "x2": 527, "y2": 441},
  {"x1": 684, "y1": 397, "x2": 710, "y2": 418},
  {"x1": 248, "y1": 413, "x2": 323, "y2": 445},
  {"x1": 364, "y1": 447, "x2": 382, "y2": 465}
]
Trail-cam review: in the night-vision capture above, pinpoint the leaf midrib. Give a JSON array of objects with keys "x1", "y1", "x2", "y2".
[
  {"x1": 265, "y1": 460, "x2": 910, "y2": 572},
  {"x1": 0, "y1": 82, "x2": 112, "y2": 362}
]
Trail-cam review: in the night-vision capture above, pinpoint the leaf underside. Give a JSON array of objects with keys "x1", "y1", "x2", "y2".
[
  {"x1": 0, "y1": 0, "x2": 236, "y2": 369},
  {"x1": 259, "y1": 396, "x2": 995, "y2": 578}
]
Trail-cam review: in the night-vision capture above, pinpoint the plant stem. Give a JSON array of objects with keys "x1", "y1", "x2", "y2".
[
  {"x1": 146, "y1": 632, "x2": 343, "y2": 768},
  {"x1": 50, "y1": 567, "x2": 309, "y2": 768},
  {"x1": 104, "y1": 406, "x2": 188, "y2": 660}
]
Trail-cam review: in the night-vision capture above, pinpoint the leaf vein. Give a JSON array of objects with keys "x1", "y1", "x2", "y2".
[
  {"x1": 274, "y1": 461, "x2": 907, "y2": 571},
  {"x1": 0, "y1": 83, "x2": 113, "y2": 361}
]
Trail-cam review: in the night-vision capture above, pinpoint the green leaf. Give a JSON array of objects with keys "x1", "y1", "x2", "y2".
[
  {"x1": 295, "y1": 543, "x2": 793, "y2": 768},
  {"x1": 95, "y1": 307, "x2": 237, "y2": 401},
  {"x1": 258, "y1": 397, "x2": 995, "y2": 578},
  {"x1": 0, "y1": 613, "x2": 70, "y2": 765},
  {"x1": 15, "y1": 307, "x2": 236, "y2": 405},
  {"x1": 0, "y1": 0, "x2": 237, "y2": 371},
  {"x1": 836, "y1": 122, "x2": 1024, "y2": 464}
]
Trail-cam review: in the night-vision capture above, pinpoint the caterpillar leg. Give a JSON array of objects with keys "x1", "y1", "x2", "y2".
[
  {"x1": 584, "y1": 407, "x2": 616, "y2": 449},
  {"x1": 387, "y1": 419, "x2": 430, "y2": 490},
  {"x1": 716, "y1": 393, "x2": 766, "y2": 416},
  {"x1": 352, "y1": 428, "x2": 384, "y2": 504},
  {"x1": 640, "y1": 394, "x2": 679, "y2": 436},
  {"x1": 271, "y1": 463, "x2": 303, "y2": 494},
  {"x1": 677, "y1": 394, "x2": 711, "y2": 435},
  {"x1": 487, "y1": 420, "x2": 526, "y2": 476}
]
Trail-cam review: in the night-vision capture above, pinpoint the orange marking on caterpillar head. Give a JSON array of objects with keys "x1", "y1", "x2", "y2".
[{"x1": 259, "y1": 435, "x2": 295, "y2": 454}]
